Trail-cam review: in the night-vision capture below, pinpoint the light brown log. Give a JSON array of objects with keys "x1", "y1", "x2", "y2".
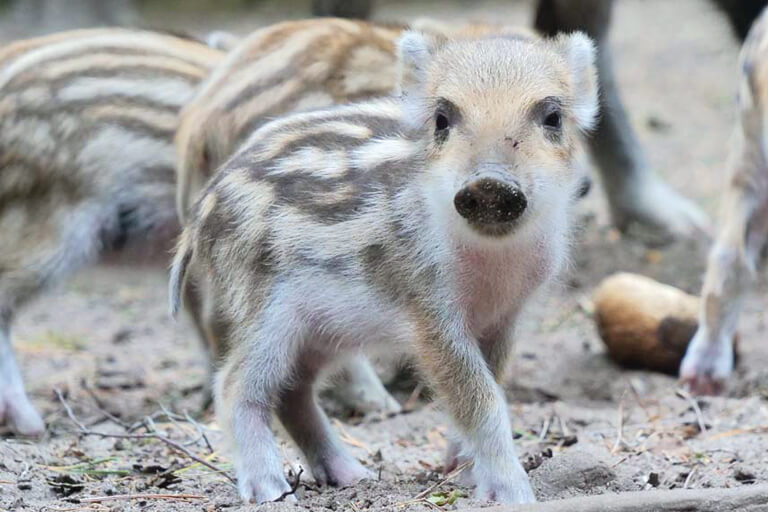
[{"x1": 466, "y1": 484, "x2": 768, "y2": 512}]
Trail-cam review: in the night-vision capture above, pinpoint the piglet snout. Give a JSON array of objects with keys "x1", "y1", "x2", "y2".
[{"x1": 454, "y1": 175, "x2": 527, "y2": 225}]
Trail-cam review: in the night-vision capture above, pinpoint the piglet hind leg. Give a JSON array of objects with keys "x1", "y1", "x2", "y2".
[
  {"x1": 331, "y1": 353, "x2": 401, "y2": 416},
  {"x1": 0, "y1": 315, "x2": 45, "y2": 436},
  {"x1": 277, "y1": 356, "x2": 373, "y2": 487},
  {"x1": 417, "y1": 315, "x2": 534, "y2": 504},
  {"x1": 215, "y1": 311, "x2": 305, "y2": 503}
]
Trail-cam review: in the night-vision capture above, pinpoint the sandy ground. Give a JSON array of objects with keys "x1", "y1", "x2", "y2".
[{"x1": 2, "y1": 0, "x2": 768, "y2": 510}]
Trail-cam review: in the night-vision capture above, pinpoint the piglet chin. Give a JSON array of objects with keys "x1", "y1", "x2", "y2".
[{"x1": 455, "y1": 238, "x2": 556, "y2": 334}]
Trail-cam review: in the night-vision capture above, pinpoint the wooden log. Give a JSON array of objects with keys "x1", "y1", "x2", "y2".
[{"x1": 466, "y1": 484, "x2": 768, "y2": 512}]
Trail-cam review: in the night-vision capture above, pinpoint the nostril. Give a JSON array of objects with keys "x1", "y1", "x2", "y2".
[
  {"x1": 498, "y1": 187, "x2": 527, "y2": 221},
  {"x1": 454, "y1": 189, "x2": 480, "y2": 219}
]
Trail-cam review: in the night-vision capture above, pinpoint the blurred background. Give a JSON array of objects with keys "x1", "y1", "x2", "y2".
[
  {"x1": 0, "y1": 0, "x2": 514, "y2": 39},
  {"x1": 0, "y1": 0, "x2": 743, "y2": 221}
]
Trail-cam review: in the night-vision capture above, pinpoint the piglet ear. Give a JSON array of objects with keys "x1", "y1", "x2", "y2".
[
  {"x1": 553, "y1": 32, "x2": 599, "y2": 131},
  {"x1": 395, "y1": 30, "x2": 445, "y2": 97}
]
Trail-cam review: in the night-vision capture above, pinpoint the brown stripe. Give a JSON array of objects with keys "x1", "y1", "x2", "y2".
[
  {"x1": 5, "y1": 52, "x2": 208, "y2": 92},
  {"x1": 28, "y1": 68, "x2": 200, "y2": 100}
]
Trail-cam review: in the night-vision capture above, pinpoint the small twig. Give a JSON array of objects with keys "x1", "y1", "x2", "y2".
[
  {"x1": 157, "y1": 403, "x2": 197, "y2": 445},
  {"x1": 683, "y1": 466, "x2": 697, "y2": 489},
  {"x1": 128, "y1": 410, "x2": 180, "y2": 432},
  {"x1": 420, "y1": 498, "x2": 444, "y2": 511},
  {"x1": 610, "y1": 454, "x2": 631, "y2": 468},
  {"x1": 412, "y1": 460, "x2": 472, "y2": 502},
  {"x1": 676, "y1": 389, "x2": 708, "y2": 434},
  {"x1": 184, "y1": 410, "x2": 214, "y2": 454},
  {"x1": 19, "y1": 461, "x2": 30, "y2": 481},
  {"x1": 81, "y1": 380, "x2": 130, "y2": 429},
  {"x1": 55, "y1": 389, "x2": 236, "y2": 486},
  {"x1": 78, "y1": 493, "x2": 207, "y2": 504},
  {"x1": 55, "y1": 388, "x2": 89, "y2": 432},
  {"x1": 539, "y1": 413, "x2": 553, "y2": 443},
  {"x1": 625, "y1": 377, "x2": 652, "y2": 421},
  {"x1": 273, "y1": 467, "x2": 304, "y2": 502},
  {"x1": 612, "y1": 396, "x2": 626, "y2": 454}
]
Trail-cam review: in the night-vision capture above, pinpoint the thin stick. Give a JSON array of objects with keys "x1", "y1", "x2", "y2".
[
  {"x1": 81, "y1": 380, "x2": 130, "y2": 429},
  {"x1": 55, "y1": 388, "x2": 89, "y2": 432},
  {"x1": 625, "y1": 377, "x2": 652, "y2": 421},
  {"x1": 184, "y1": 410, "x2": 215, "y2": 454},
  {"x1": 683, "y1": 466, "x2": 697, "y2": 489},
  {"x1": 539, "y1": 414, "x2": 552, "y2": 443},
  {"x1": 78, "y1": 493, "x2": 207, "y2": 504},
  {"x1": 611, "y1": 398, "x2": 625, "y2": 454},
  {"x1": 610, "y1": 454, "x2": 630, "y2": 469},
  {"x1": 411, "y1": 461, "x2": 472, "y2": 501},
  {"x1": 420, "y1": 498, "x2": 444, "y2": 511},
  {"x1": 54, "y1": 389, "x2": 236, "y2": 486},
  {"x1": 156, "y1": 403, "x2": 198, "y2": 446},
  {"x1": 676, "y1": 389, "x2": 708, "y2": 434},
  {"x1": 273, "y1": 467, "x2": 304, "y2": 502}
]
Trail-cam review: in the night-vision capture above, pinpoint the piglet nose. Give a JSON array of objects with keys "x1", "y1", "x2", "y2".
[{"x1": 454, "y1": 177, "x2": 527, "y2": 224}]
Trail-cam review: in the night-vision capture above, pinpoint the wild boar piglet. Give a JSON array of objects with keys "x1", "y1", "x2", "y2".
[
  {"x1": 170, "y1": 30, "x2": 598, "y2": 504},
  {"x1": 680, "y1": 7, "x2": 768, "y2": 395}
]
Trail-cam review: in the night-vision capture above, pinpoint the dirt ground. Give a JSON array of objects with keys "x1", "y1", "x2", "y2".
[{"x1": 2, "y1": 0, "x2": 768, "y2": 510}]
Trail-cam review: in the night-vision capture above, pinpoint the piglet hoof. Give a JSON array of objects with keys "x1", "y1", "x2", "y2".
[
  {"x1": 358, "y1": 391, "x2": 403, "y2": 416},
  {"x1": 312, "y1": 453, "x2": 372, "y2": 487},
  {"x1": 679, "y1": 331, "x2": 732, "y2": 396},
  {"x1": 681, "y1": 374, "x2": 725, "y2": 397},
  {"x1": 237, "y1": 470, "x2": 295, "y2": 504},
  {"x1": 337, "y1": 378, "x2": 402, "y2": 416},
  {"x1": 474, "y1": 462, "x2": 535, "y2": 504},
  {"x1": 475, "y1": 479, "x2": 536, "y2": 504},
  {"x1": 0, "y1": 392, "x2": 45, "y2": 437}
]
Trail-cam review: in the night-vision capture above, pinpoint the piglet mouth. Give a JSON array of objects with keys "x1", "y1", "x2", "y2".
[
  {"x1": 463, "y1": 219, "x2": 520, "y2": 237},
  {"x1": 453, "y1": 173, "x2": 528, "y2": 237}
]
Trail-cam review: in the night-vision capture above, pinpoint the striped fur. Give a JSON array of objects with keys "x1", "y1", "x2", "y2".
[
  {"x1": 171, "y1": 31, "x2": 598, "y2": 504},
  {"x1": 0, "y1": 28, "x2": 223, "y2": 435},
  {"x1": 175, "y1": 17, "x2": 537, "y2": 221}
]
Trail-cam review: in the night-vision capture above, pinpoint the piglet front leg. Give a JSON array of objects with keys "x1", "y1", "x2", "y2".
[{"x1": 416, "y1": 314, "x2": 534, "y2": 504}]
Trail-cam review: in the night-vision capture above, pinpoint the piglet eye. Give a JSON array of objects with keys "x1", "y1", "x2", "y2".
[
  {"x1": 434, "y1": 112, "x2": 450, "y2": 143},
  {"x1": 435, "y1": 113, "x2": 450, "y2": 132},
  {"x1": 544, "y1": 110, "x2": 561, "y2": 129}
]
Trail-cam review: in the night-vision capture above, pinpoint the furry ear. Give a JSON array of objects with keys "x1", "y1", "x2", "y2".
[
  {"x1": 395, "y1": 30, "x2": 445, "y2": 96},
  {"x1": 553, "y1": 32, "x2": 599, "y2": 131}
]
